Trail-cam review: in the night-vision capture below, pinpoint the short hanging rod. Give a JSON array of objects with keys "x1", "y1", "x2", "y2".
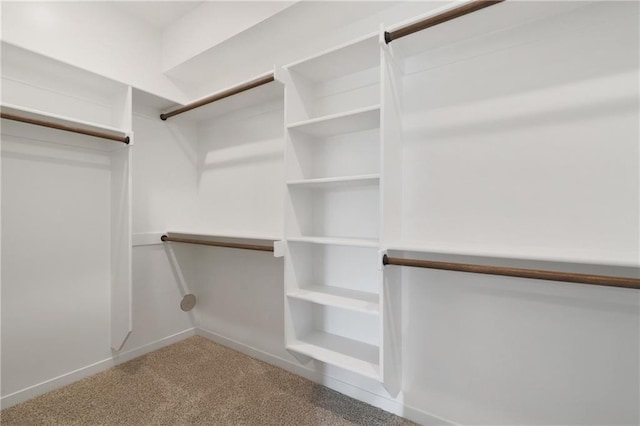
[
  {"x1": 161, "y1": 235, "x2": 274, "y2": 252},
  {"x1": 382, "y1": 255, "x2": 640, "y2": 290},
  {"x1": 0, "y1": 112, "x2": 130, "y2": 144},
  {"x1": 384, "y1": 0, "x2": 505, "y2": 44},
  {"x1": 160, "y1": 73, "x2": 275, "y2": 121}
]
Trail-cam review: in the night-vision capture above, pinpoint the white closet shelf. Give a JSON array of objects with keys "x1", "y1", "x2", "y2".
[
  {"x1": 287, "y1": 105, "x2": 380, "y2": 138},
  {"x1": 287, "y1": 174, "x2": 380, "y2": 189},
  {"x1": 165, "y1": 230, "x2": 279, "y2": 245},
  {"x1": 287, "y1": 236, "x2": 379, "y2": 248},
  {"x1": 1, "y1": 103, "x2": 127, "y2": 138},
  {"x1": 287, "y1": 331, "x2": 380, "y2": 380},
  {"x1": 286, "y1": 33, "x2": 380, "y2": 82},
  {"x1": 287, "y1": 285, "x2": 379, "y2": 314}
]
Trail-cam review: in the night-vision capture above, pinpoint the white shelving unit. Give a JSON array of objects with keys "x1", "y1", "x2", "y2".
[
  {"x1": 282, "y1": 32, "x2": 400, "y2": 392},
  {"x1": 1, "y1": 42, "x2": 133, "y2": 351}
]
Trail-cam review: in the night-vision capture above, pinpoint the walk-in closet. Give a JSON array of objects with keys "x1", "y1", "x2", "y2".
[{"x1": 1, "y1": 1, "x2": 639, "y2": 425}]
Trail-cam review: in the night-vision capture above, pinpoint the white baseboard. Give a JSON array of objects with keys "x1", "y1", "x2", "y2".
[
  {"x1": 1, "y1": 328, "x2": 196, "y2": 409},
  {"x1": 195, "y1": 327, "x2": 456, "y2": 426}
]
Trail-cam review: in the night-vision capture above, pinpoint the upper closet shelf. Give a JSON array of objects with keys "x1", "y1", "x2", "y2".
[
  {"x1": 286, "y1": 33, "x2": 380, "y2": 82},
  {"x1": 164, "y1": 231, "x2": 279, "y2": 245},
  {"x1": 0, "y1": 103, "x2": 130, "y2": 149},
  {"x1": 287, "y1": 236, "x2": 379, "y2": 248},
  {"x1": 160, "y1": 72, "x2": 282, "y2": 123},
  {"x1": 287, "y1": 174, "x2": 380, "y2": 189},
  {"x1": 287, "y1": 105, "x2": 380, "y2": 137}
]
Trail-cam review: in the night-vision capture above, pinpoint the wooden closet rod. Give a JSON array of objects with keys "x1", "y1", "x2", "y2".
[
  {"x1": 384, "y1": 0, "x2": 505, "y2": 43},
  {"x1": 0, "y1": 112, "x2": 130, "y2": 144},
  {"x1": 160, "y1": 73, "x2": 275, "y2": 120},
  {"x1": 382, "y1": 255, "x2": 640, "y2": 290},
  {"x1": 161, "y1": 235, "x2": 274, "y2": 252}
]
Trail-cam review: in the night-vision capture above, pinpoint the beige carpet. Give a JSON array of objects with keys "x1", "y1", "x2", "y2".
[{"x1": 1, "y1": 336, "x2": 414, "y2": 425}]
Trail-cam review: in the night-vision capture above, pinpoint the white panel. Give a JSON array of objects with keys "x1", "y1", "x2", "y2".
[
  {"x1": 287, "y1": 128, "x2": 380, "y2": 181},
  {"x1": 1, "y1": 135, "x2": 112, "y2": 396},
  {"x1": 110, "y1": 146, "x2": 132, "y2": 350},
  {"x1": 402, "y1": 265, "x2": 640, "y2": 425},
  {"x1": 195, "y1": 98, "x2": 285, "y2": 236},
  {"x1": 194, "y1": 246, "x2": 290, "y2": 360},
  {"x1": 120, "y1": 245, "x2": 196, "y2": 352},
  {"x1": 288, "y1": 184, "x2": 379, "y2": 240},
  {"x1": 400, "y1": 1, "x2": 639, "y2": 266},
  {"x1": 131, "y1": 105, "x2": 199, "y2": 235}
]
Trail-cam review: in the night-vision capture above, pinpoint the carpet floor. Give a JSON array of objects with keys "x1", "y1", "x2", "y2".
[{"x1": 1, "y1": 336, "x2": 414, "y2": 425}]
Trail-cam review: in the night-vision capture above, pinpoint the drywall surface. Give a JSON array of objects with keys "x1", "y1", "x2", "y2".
[
  {"x1": 0, "y1": 1, "x2": 187, "y2": 103},
  {"x1": 0, "y1": 136, "x2": 112, "y2": 400},
  {"x1": 162, "y1": 1, "x2": 296, "y2": 72},
  {"x1": 166, "y1": 1, "x2": 448, "y2": 99},
  {"x1": 131, "y1": 105, "x2": 199, "y2": 235},
  {"x1": 122, "y1": 244, "x2": 196, "y2": 353},
  {"x1": 395, "y1": 2, "x2": 640, "y2": 424}
]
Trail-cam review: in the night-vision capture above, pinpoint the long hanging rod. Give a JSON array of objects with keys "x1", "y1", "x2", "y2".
[
  {"x1": 0, "y1": 112, "x2": 130, "y2": 144},
  {"x1": 385, "y1": 0, "x2": 505, "y2": 44},
  {"x1": 382, "y1": 255, "x2": 640, "y2": 290},
  {"x1": 161, "y1": 235, "x2": 274, "y2": 252},
  {"x1": 160, "y1": 73, "x2": 275, "y2": 121}
]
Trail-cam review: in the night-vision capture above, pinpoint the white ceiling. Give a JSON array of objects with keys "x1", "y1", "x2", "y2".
[{"x1": 114, "y1": 1, "x2": 204, "y2": 29}]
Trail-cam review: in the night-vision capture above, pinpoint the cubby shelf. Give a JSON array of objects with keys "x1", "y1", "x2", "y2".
[
  {"x1": 286, "y1": 174, "x2": 380, "y2": 189},
  {"x1": 287, "y1": 331, "x2": 380, "y2": 380},
  {"x1": 287, "y1": 285, "x2": 379, "y2": 314},
  {"x1": 286, "y1": 236, "x2": 379, "y2": 248},
  {"x1": 287, "y1": 105, "x2": 380, "y2": 138},
  {"x1": 286, "y1": 33, "x2": 379, "y2": 82}
]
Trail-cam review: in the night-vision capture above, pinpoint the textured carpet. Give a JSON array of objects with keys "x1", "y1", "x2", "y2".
[{"x1": 1, "y1": 336, "x2": 414, "y2": 425}]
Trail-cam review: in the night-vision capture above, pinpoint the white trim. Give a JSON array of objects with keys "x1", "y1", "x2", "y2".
[
  {"x1": 0, "y1": 328, "x2": 196, "y2": 409},
  {"x1": 195, "y1": 327, "x2": 456, "y2": 426}
]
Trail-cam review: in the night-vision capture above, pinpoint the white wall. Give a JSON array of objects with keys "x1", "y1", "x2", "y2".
[
  {"x1": 0, "y1": 1, "x2": 188, "y2": 103},
  {"x1": 162, "y1": 1, "x2": 296, "y2": 72},
  {"x1": 1, "y1": 136, "x2": 112, "y2": 398}
]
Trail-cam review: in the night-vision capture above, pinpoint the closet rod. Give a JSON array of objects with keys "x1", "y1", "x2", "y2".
[
  {"x1": 0, "y1": 112, "x2": 130, "y2": 144},
  {"x1": 384, "y1": 0, "x2": 505, "y2": 43},
  {"x1": 160, "y1": 73, "x2": 275, "y2": 120},
  {"x1": 382, "y1": 255, "x2": 640, "y2": 290},
  {"x1": 161, "y1": 235, "x2": 274, "y2": 252}
]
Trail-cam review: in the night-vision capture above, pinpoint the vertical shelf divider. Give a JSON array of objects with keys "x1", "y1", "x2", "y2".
[
  {"x1": 379, "y1": 28, "x2": 404, "y2": 397},
  {"x1": 110, "y1": 86, "x2": 133, "y2": 351}
]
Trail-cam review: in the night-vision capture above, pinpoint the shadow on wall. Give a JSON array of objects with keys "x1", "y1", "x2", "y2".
[{"x1": 163, "y1": 242, "x2": 199, "y2": 324}]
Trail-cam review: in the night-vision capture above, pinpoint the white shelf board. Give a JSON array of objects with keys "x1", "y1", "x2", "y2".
[
  {"x1": 286, "y1": 33, "x2": 380, "y2": 82},
  {"x1": 165, "y1": 230, "x2": 280, "y2": 245},
  {"x1": 287, "y1": 174, "x2": 380, "y2": 189},
  {"x1": 287, "y1": 331, "x2": 380, "y2": 380},
  {"x1": 0, "y1": 103, "x2": 127, "y2": 138},
  {"x1": 287, "y1": 105, "x2": 380, "y2": 138},
  {"x1": 287, "y1": 236, "x2": 379, "y2": 248},
  {"x1": 287, "y1": 285, "x2": 379, "y2": 315}
]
